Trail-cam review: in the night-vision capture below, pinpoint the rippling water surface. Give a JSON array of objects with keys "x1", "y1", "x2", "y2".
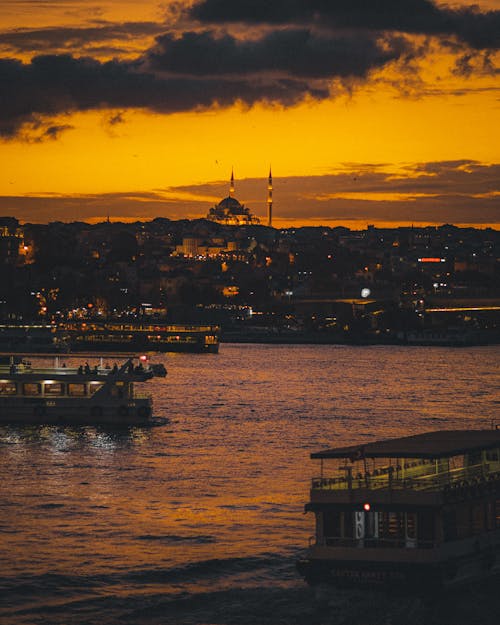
[{"x1": 1, "y1": 345, "x2": 499, "y2": 625}]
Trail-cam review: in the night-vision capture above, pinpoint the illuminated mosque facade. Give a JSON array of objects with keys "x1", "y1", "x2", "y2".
[{"x1": 207, "y1": 169, "x2": 273, "y2": 227}]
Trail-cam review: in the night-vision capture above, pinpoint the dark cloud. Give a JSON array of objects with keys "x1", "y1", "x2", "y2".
[
  {"x1": 107, "y1": 111, "x2": 126, "y2": 126},
  {"x1": 36, "y1": 122, "x2": 74, "y2": 141},
  {"x1": 0, "y1": 3, "x2": 497, "y2": 139},
  {"x1": 0, "y1": 22, "x2": 165, "y2": 54},
  {"x1": 0, "y1": 53, "x2": 328, "y2": 138},
  {"x1": 148, "y1": 29, "x2": 411, "y2": 79},
  {"x1": 189, "y1": 0, "x2": 500, "y2": 50}
]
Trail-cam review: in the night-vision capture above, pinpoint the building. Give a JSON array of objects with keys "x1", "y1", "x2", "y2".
[{"x1": 207, "y1": 170, "x2": 260, "y2": 226}]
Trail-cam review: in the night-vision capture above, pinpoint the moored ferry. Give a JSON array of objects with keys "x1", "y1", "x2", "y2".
[
  {"x1": 297, "y1": 430, "x2": 500, "y2": 590},
  {"x1": 61, "y1": 321, "x2": 220, "y2": 353},
  {"x1": 0, "y1": 324, "x2": 69, "y2": 353},
  {"x1": 0, "y1": 356, "x2": 166, "y2": 426}
]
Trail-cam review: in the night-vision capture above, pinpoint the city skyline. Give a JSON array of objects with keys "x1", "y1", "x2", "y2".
[{"x1": 0, "y1": 0, "x2": 499, "y2": 228}]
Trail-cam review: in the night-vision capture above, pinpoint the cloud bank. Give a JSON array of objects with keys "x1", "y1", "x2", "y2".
[
  {"x1": 0, "y1": 1, "x2": 498, "y2": 138},
  {"x1": 1, "y1": 161, "x2": 497, "y2": 226}
]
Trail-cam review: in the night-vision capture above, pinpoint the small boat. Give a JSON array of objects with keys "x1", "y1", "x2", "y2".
[
  {"x1": 297, "y1": 429, "x2": 500, "y2": 590},
  {"x1": 0, "y1": 356, "x2": 167, "y2": 426}
]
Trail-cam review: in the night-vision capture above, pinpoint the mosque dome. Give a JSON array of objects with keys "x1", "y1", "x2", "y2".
[
  {"x1": 216, "y1": 196, "x2": 246, "y2": 215},
  {"x1": 207, "y1": 171, "x2": 260, "y2": 225}
]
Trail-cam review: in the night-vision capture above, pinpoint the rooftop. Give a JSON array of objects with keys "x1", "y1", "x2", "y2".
[{"x1": 311, "y1": 429, "x2": 500, "y2": 460}]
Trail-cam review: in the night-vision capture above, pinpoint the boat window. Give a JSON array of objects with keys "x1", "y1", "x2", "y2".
[
  {"x1": 323, "y1": 511, "x2": 341, "y2": 538},
  {"x1": 365, "y1": 511, "x2": 379, "y2": 539},
  {"x1": 89, "y1": 383, "x2": 104, "y2": 395},
  {"x1": 417, "y1": 510, "x2": 435, "y2": 544},
  {"x1": 472, "y1": 503, "x2": 485, "y2": 535},
  {"x1": 466, "y1": 451, "x2": 481, "y2": 466},
  {"x1": 0, "y1": 381, "x2": 16, "y2": 394},
  {"x1": 343, "y1": 511, "x2": 353, "y2": 538},
  {"x1": 44, "y1": 382, "x2": 64, "y2": 396},
  {"x1": 456, "y1": 503, "x2": 472, "y2": 538},
  {"x1": 486, "y1": 501, "x2": 496, "y2": 531},
  {"x1": 443, "y1": 508, "x2": 458, "y2": 541},
  {"x1": 406, "y1": 513, "x2": 416, "y2": 540},
  {"x1": 378, "y1": 512, "x2": 404, "y2": 540},
  {"x1": 23, "y1": 383, "x2": 41, "y2": 396},
  {"x1": 68, "y1": 383, "x2": 86, "y2": 396}
]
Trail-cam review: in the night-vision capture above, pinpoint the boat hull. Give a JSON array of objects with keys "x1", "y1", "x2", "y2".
[
  {"x1": 297, "y1": 543, "x2": 500, "y2": 591},
  {"x1": 0, "y1": 398, "x2": 158, "y2": 427}
]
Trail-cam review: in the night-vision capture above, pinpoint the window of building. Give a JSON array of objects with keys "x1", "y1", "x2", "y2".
[
  {"x1": 23, "y1": 383, "x2": 40, "y2": 396},
  {"x1": 44, "y1": 382, "x2": 64, "y2": 396},
  {"x1": 0, "y1": 381, "x2": 16, "y2": 394},
  {"x1": 68, "y1": 383, "x2": 86, "y2": 396}
]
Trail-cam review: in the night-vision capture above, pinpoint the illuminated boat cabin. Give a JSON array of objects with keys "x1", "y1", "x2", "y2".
[
  {"x1": 61, "y1": 322, "x2": 220, "y2": 353},
  {"x1": 298, "y1": 430, "x2": 500, "y2": 589},
  {"x1": 0, "y1": 357, "x2": 163, "y2": 426}
]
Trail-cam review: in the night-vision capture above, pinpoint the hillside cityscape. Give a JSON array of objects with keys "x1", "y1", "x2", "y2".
[{"x1": 1, "y1": 215, "x2": 499, "y2": 345}]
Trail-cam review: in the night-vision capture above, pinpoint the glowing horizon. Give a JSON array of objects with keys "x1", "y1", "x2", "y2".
[{"x1": 0, "y1": 1, "x2": 499, "y2": 228}]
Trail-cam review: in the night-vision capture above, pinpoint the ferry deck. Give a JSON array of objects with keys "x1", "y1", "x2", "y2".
[{"x1": 298, "y1": 430, "x2": 500, "y2": 589}]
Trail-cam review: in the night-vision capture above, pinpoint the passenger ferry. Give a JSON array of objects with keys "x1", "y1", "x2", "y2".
[
  {"x1": 0, "y1": 356, "x2": 166, "y2": 426},
  {"x1": 0, "y1": 323, "x2": 69, "y2": 353},
  {"x1": 61, "y1": 321, "x2": 220, "y2": 353},
  {"x1": 297, "y1": 429, "x2": 500, "y2": 590}
]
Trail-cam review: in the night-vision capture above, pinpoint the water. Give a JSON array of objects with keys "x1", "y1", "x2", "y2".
[{"x1": 0, "y1": 344, "x2": 499, "y2": 625}]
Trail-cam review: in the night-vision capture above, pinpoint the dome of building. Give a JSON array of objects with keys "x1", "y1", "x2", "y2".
[
  {"x1": 216, "y1": 196, "x2": 246, "y2": 215},
  {"x1": 207, "y1": 171, "x2": 260, "y2": 226}
]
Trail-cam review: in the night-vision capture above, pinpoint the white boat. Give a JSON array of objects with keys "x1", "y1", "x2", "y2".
[
  {"x1": 0, "y1": 357, "x2": 166, "y2": 426},
  {"x1": 297, "y1": 429, "x2": 500, "y2": 590}
]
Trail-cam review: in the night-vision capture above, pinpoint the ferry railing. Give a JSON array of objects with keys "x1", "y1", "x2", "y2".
[
  {"x1": 312, "y1": 463, "x2": 496, "y2": 492},
  {"x1": 0, "y1": 365, "x2": 157, "y2": 377}
]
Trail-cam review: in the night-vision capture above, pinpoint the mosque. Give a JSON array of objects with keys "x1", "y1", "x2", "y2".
[{"x1": 207, "y1": 169, "x2": 273, "y2": 227}]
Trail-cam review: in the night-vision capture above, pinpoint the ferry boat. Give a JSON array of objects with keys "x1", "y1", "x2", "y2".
[
  {"x1": 61, "y1": 321, "x2": 220, "y2": 353},
  {"x1": 0, "y1": 324, "x2": 69, "y2": 353},
  {"x1": 0, "y1": 356, "x2": 166, "y2": 426},
  {"x1": 297, "y1": 429, "x2": 500, "y2": 590}
]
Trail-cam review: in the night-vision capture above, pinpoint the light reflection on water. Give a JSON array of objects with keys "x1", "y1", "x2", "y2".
[{"x1": 0, "y1": 344, "x2": 499, "y2": 625}]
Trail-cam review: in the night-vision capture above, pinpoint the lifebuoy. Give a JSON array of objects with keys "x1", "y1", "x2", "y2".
[
  {"x1": 118, "y1": 405, "x2": 129, "y2": 417},
  {"x1": 90, "y1": 406, "x2": 103, "y2": 417}
]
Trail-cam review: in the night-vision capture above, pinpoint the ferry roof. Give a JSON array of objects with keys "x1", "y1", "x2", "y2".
[{"x1": 311, "y1": 429, "x2": 500, "y2": 460}]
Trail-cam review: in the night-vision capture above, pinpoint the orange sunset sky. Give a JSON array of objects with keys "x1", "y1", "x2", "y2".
[{"x1": 0, "y1": 0, "x2": 499, "y2": 228}]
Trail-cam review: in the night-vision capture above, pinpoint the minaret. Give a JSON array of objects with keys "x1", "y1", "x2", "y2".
[
  {"x1": 229, "y1": 168, "x2": 235, "y2": 198},
  {"x1": 267, "y1": 167, "x2": 273, "y2": 227}
]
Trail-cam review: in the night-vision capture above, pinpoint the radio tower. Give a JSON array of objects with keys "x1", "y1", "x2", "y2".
[{"x1": 267, "y1": 167, "x2": 273, "y2": 227}]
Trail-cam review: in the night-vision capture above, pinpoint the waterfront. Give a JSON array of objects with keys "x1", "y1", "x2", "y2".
[{"x1": 0, "y1": 344, "x2": 499, "y2": 625}]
